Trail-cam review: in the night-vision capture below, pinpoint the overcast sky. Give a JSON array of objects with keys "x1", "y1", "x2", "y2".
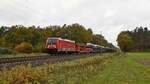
[{"x1": 0, "y1": 0, "x2": 150, "y2": 46}]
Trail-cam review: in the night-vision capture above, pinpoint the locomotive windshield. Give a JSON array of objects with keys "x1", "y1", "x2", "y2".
[{"x1": 47, "y1": 38, "x2": 57, "y2": 44}]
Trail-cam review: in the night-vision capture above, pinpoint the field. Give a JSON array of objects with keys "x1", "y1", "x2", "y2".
[
  {"x1": 85, "y1": 53, "x2": 150, "y2": 84},
  {"x1": 0, "y1": 53, "x2": 150, "y2": 84}
]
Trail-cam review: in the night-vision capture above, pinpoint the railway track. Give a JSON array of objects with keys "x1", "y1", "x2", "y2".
[{"x1": 0, "y1": 54, "x2": 97, "y2": 70}]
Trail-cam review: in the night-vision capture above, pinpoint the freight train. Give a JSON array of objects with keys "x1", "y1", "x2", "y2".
[{"x1": 44, "y1": 37, "x2": 116, "y2": 54}]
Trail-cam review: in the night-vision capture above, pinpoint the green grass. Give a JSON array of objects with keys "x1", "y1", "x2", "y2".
[{"x1": 85, "y1": 53, "x2": 150, "y2": 84}]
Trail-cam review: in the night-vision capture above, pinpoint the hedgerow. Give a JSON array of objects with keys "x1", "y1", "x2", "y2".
[{"x1": 0, "y1": 47, "x2": 15, "y2": 54}]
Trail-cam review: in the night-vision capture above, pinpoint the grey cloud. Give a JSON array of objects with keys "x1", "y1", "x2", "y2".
[{"x1": 0, "y1": 0, "x2": 150, "y2": 46}]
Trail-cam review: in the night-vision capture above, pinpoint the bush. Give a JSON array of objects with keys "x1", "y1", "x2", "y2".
[
  {"x1": 0, "y1": 47, "x2": 15, "y2": 54},
  {"x1": 14, "y1": 42, "x2": 33, "y2": 53},
  {"x1": 32, "y1": 43, "x2": 44, "y2": 53}
]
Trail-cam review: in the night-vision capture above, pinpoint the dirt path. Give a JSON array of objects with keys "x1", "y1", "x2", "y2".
[{"x1": 137, "y1": 59, "x2": 150, "y2": 66}]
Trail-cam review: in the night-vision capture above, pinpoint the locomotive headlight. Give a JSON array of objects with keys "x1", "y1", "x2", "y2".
[
  {"x1": 47, "y1": 45, "x2": 51, "y2": 48},
  {"x1": 52, "y1": 45, "x2": 56, "y2": 48}
]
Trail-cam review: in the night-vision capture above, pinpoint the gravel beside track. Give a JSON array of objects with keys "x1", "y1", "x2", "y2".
[{"x1": 0, "y1": 54, "x2": 97, "y2": 70}]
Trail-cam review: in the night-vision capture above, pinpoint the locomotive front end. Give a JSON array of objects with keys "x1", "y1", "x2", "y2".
[{"x1": 45, "y1": 38, "x2": 58, "y2": 54}]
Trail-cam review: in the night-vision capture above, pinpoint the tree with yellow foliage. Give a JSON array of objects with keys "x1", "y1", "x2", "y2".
[{"x1": 117, "y1": 32, "x2": 133, "y2": 52}]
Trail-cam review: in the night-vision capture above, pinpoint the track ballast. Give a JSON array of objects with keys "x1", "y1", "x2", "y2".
[{"x1": 0, "y1": 54, "x2": 97, "y2": 70}]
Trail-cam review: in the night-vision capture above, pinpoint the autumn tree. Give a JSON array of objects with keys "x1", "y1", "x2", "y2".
[
  {"x1": 0, "y1": 23, "x2": 115, "y2": 53},
  {"x1": 117, "y1": 32, "x2": 133, "y2": 52},
  {"x1": 92, "y1": 34, "x2": 108, "y2": 46},
  {"x1": 68, "y1": 23, "x2": 93, "y2": 43},
  {"x1": 87, "y1": 28, "x2": 93, "y2": 34}
]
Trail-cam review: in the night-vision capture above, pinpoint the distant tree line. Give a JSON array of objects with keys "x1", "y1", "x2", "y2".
[
  {"x1": 0, "y1": 23, "x2": 114, "y2": 53},
  {"x1": 117, "y1": 26, "x2": 150, "y2": 52}
]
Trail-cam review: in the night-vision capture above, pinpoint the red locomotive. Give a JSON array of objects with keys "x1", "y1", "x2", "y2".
[{"x1": 45, "y1": 37, "x2": 76, "y2": 54}]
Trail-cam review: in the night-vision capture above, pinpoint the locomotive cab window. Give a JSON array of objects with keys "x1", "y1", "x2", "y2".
[{"x1": 47, "y1": 39, "x2": 57, "y2": 44}]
